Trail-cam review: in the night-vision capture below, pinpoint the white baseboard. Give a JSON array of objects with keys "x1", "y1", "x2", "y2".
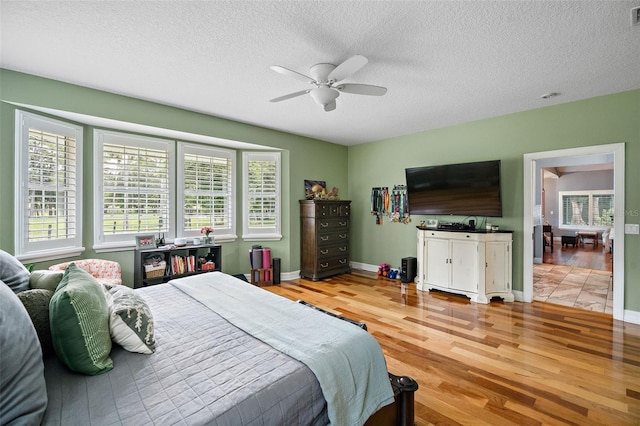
[
  {"x1": 349, "y1": 261, "x2": 378, "y2": 273},
  {"x1": 512, "y1": 290, "x2": 525, "y2": 302},
  {"x1": 624, "y1": 309, "x2": 640, "y2": 325},
  {"x1": 241, "y1": 270, "x2": 300, "y2": 282},
  {"x1": 282, "y1": 270, "x2": 300, "y2": 281}
]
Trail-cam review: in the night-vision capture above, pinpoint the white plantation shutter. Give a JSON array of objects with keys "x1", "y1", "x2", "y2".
[
  {"x1": 242, "y1": 152, "x2": 281, "y2": 240},
  {"x1": 95, "y1": 131, "x2": 174, "y2": 246},
  {"x1": 559, "y1": 190, "x2": 614, "y2": 228},
  {"x1": 178, "y1": 144, "x2": 234, "y2": 236},
  {"x1": 15, "y1": 111, "x2": 83, "y2": 261},
  {"x1": 592, "y1": 193, "x2": 614, "y2": 226}
]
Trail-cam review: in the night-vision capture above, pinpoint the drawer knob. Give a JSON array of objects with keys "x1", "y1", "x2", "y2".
[
  {"x1": 320, "y1": 236, "x2": 329, "y2": 241},
  {"x1": 320, "y1": 262, "x2": 329, "y2": 268},
  {"x1": 320, "y1": 222, "x2": 329, "y2": 227},
  {"x1": 339, "y1": 234, "x2": 347, "y2": 239},
  {"x1": 320, "y1": 249, "x2": 329, "y2": 255},
  {"x1": 339, "y1": 247, "x2": 346, "y2": 252}
]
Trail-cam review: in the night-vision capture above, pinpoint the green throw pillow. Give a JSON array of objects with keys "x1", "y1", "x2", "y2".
[
  {"x1": 29, "y1": 270, "x2": 64, "y2": 292},
  {"x1": 17, "y1": 289, "x2": 54, "y2": 357},
  {"x1": 49, "y1": 263, "x2": 113, "y2": 375}
]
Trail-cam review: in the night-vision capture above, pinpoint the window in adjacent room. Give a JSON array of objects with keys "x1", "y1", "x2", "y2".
[
  {"x1": 559, "y1": 190, "x2": 614, "y2": 228},
  {"x1": 15, "y1": 111, "x2": 84, "y2": 262},
  {"x1": 242, "y1": 151, "x2": 281, "y2": 240},
  {"x1": 177, "y1": 143, "x2": 235, "y2": 240},
  {"x1": 94, "y1": 130, "x2": 174, "y2": 249}
]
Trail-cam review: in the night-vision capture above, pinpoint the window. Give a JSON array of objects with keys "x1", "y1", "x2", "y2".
[
  {"x1": 15, "y1": 111, "x2": 83, "y2": 261},
  {"x1": 559, "y1": 190, "x2": 614, "y2": 228},
  {"x1": 94, "y1": 130, "x2": 174, "y2": 249},
  {"x1": 177, "y1": 143, "x2": 235, "y2": 240},
  {"x1": 242, "y1": 152, "x2": 281, "y2": 240}
]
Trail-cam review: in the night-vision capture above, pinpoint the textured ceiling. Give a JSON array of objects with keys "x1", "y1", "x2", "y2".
[{"x1": 1, "y1": 1, "x2": 639, "y2": 146}]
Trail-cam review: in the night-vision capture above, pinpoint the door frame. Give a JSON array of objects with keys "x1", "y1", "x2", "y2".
[{"x1": 523, "y1": 143, "x2": 625, "y2": 321}]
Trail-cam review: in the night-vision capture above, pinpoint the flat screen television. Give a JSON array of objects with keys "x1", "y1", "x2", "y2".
[{"x1": 405, "y1": 160, "x2": 502, "y2": 217}]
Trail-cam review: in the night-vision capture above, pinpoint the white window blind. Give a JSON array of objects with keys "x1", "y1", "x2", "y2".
[
  {"x1": 28, "y1": 130, "x2": 78, "y2": 240},
  {"x1": 559, "y1": 190, "x2": 614, "y2": 228},
  {"x1": 242, "y1": 152, "x2": 281, "y2": 240},
  {"x1": 95, "y1": 131, "x2": 174, "y2": 247},
  {"x1": 177, "y1": 143, "x2": 234, "y2": 238},
  {"x1": 15, "y1": 111, "x2": 84, "y2": 261}
]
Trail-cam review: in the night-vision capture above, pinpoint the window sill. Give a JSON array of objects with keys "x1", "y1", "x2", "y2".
[
  {"x1": 93, "y1": 242, "x2": 136, "y2": 253},
  {"x1": 16, "y1": 246, "x2": 85, "y2": 263},
  {"x1": 242, "y1": 233, "x2": 283, "y2": 242}
]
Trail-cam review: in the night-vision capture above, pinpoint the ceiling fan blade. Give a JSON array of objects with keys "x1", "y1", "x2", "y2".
[
  {"x1": 269, "y1": 89, "x2": 311, "y2": 103},
  {"x1": 324, "y1": 101, "x2": 336, "y2": 112},
  {"x1": 327, "y1": 55, "x2": 368, "y2": 82},
  {"x1": 335, "y1": 83, "x2": 387, "y2": 96},
  {"x1": 270, "y1": 65, "x2": 314, "y2": 84}
]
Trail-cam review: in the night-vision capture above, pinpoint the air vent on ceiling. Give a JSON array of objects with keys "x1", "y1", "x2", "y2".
[{"x1": 632, "y1": 6, "x2": 640, "y2": 26}]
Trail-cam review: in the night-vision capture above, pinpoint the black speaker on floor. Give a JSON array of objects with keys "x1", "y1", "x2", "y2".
[
  {"x1": 272, "y1": 258, "x2": 281, "y2": 284},
  {"x1": 401, "y1": 257, "x2": 417, "y2": 283}
]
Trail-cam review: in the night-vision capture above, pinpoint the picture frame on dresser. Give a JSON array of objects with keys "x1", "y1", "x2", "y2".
[{"x1": 135, "y1": 234, "x2": 156, "y2": 249}]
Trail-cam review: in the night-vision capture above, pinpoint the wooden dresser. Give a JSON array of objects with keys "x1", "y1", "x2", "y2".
[{"x1": 299, "y1": 199, "x2": 351, "y2": 281}]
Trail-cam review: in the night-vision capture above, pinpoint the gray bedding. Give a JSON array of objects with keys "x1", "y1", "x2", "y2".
[{"x1": 42, "y1": 284, "x2": 329, "y2": 425}]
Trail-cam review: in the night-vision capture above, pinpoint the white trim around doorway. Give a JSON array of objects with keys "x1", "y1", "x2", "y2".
[{"x1": 523, "y1": 143, "x2": 625, "y2": 322}]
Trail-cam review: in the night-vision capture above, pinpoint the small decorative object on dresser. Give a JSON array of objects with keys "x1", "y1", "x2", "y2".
[
  {"x1": 304, "y1": 179, "x2": 327, "y2": 199},
  {"x1": 135, "y1": 235, "x2": 156, "y2": 249},
  {"x1": 300, "y1": 199, "x2": 351, "y2": 281},
  {"x1": 200, "y1": 226, "x2": 214, "y2": 244}
]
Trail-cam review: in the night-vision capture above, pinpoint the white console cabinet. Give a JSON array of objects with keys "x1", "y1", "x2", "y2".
[{"x1": 416, "y1": 229, "x2": 513, "y2": 303}]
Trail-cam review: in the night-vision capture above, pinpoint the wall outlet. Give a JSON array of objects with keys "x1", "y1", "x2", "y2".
[{"x1": 624, "y1": 224, "x2": 640, "y2": 234}]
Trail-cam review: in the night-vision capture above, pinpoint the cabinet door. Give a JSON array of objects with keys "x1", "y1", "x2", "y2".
[
  {"x1": 425, "y1": 238, "x2": 450, "y2": 287},
  {"x1": 485, "y1": 242, "x2": 510, "y2": 293},
  {"x1": 450, "y1": 240, "x2": 478, "y2": 293}
]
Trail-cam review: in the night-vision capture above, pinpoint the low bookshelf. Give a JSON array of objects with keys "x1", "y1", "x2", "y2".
[{"x1": 134, "y1": 244, "x2": 221, "y2": 288}]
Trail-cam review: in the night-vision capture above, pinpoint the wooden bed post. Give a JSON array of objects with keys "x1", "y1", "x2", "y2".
[{"x1": 365, "y1": 373, "x2": 419, "y2": 426}]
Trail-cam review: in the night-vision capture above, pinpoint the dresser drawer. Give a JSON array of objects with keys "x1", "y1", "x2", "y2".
[
  {"x1": 317, "y1": 218, "x2": 349, "y2": 231},
  {"x1": 317, "y1": 202, "x2": 351, "y2": 218},
  {"x1": 318, "y1": 244, "x2": 349, "y2": 259},
  {"x1": 318, "y1": 231, "x2": 349, "y2": 245},
  {"x1": 318, "y1": 256, "x2": 349, "y2": 272}
]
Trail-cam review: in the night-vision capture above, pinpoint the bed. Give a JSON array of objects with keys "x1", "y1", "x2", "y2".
[{"x1": 2, "y1": 268, "x2": 417, "y2": 426}]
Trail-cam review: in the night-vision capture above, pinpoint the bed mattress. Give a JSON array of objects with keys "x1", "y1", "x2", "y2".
[{"x1": 42, "y1": 284, "x2": 329, "y2": 425}]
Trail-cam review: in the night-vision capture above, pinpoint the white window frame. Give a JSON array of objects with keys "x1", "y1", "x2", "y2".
[
  {"x1": 14, "y1": 110, "x2": 84, "y2": 262},
  {"x1": 242, "y1": 151, "x2": 282, "y2": 241},
  {"x1": 558, "y1": 189, "x2": 614, "y2": 230},
  {"x1": 177, "y1": 143, "x2": 236, "y2": 242},
  {"x1": 93, "y1": 130, "x2": 175, "y2": 251}
]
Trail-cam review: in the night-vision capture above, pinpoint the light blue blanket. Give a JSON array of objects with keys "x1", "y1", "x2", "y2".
[{"x1": 170, "y1": 272, "x2": 395, "y2": 426}]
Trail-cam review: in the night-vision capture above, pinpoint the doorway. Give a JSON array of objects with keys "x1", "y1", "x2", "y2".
[{"x1": 523, "y1": 143, "x2": 625, "y2": 321}]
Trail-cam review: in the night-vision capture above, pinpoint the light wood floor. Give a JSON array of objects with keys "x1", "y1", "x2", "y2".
[{"x1": 265, "y1": 270, "x2": 640, "y2": 426}]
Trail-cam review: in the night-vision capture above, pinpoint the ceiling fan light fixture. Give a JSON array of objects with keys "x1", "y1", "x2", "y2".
[{"x1": 310, "y1": 86, "x2": 340, "y2": 106}]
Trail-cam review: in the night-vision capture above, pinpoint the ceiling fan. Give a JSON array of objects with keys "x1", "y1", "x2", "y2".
[{"x1": 269, "y1": 55, "x2": 387, "y2": 112}]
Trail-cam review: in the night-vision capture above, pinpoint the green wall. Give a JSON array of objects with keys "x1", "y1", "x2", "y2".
[
  {"x1": 348, "y1": 89, "x2": 640, "y2": 310},
  {"x1": 0, "y1": 69, "x2": 348, "y2": 285}
]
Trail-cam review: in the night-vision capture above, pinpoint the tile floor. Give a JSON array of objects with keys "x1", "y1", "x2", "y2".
[{"x1": 533, "y1": 263, "x2": 613, "y2": 314}]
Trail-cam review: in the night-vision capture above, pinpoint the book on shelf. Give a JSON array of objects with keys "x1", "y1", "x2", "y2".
[{"x1": 170, "y1": 254, "x2": 197, "y2": 275}]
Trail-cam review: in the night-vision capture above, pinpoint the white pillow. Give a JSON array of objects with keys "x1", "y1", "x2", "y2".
[{"x1": 106, "y1": 285, "x2": 155, "y2": 354}]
